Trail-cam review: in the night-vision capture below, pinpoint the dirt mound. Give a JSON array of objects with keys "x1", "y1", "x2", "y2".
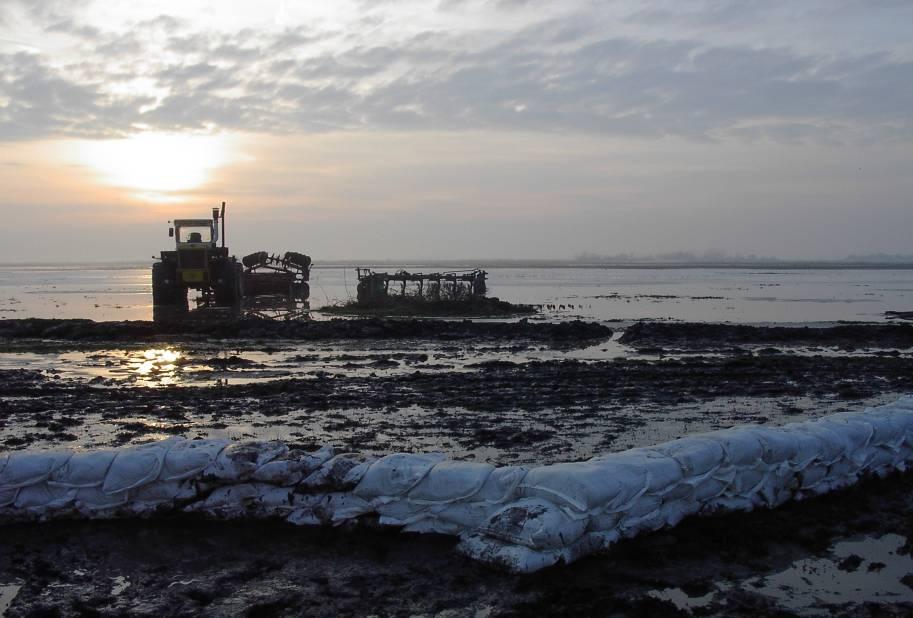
[
  {"x1": 0, "y1": 317, "x2": 612, "y2": 344},
  {"x1": 620, "y1": 321, "x2": 913, "y2": 350}
]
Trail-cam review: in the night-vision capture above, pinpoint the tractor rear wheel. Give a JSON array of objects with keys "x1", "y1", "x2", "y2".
[
  {"x1": 214, "y1": 261, "x2": 244, "y2": 305},
  {"x1": 152, "y1": 262, "x2": 188, "y2": 310}
]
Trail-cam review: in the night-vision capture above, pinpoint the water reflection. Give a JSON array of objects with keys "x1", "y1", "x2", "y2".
[{"x1": 133, "y1": 348, "x2": 183, "y2": 386}]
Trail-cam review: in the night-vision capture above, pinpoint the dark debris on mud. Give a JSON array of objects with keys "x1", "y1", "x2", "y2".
[
  {"x1": 0, "y1": 317, "x2": 611, "y2": 344},
  {"x1": 620, "y1": 321, "x2": 913, "y2": 351}
]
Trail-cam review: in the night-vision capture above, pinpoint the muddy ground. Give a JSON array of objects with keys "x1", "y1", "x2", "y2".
[{"x1": 1, "y1": 318, "x2": 913, "y2": 616}]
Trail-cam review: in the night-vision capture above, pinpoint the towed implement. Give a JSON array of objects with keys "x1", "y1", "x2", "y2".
[{"x1": 152, "y1": 202, "x2": 310, "y2": 322}]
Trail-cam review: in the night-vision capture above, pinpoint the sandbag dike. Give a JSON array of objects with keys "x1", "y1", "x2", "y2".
[{"x1": 2, "y1": 398, "x2": 913, "y2": 573}]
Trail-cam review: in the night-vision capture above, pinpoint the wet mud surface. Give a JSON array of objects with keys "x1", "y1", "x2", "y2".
[
  {"x1": 2, "y1": 317, "x2": 913, "y2": 615},
  {"x1": 2, "y1": 472, "x2": 913, "y2": 616}
]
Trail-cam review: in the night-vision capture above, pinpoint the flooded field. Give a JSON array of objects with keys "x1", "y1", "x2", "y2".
[
  {"x1": 1, "y1": 262, "x2": 912, "y2": 323},
  {"x1": 1, "y1": 264, "x2": 913, "y2": 615}
]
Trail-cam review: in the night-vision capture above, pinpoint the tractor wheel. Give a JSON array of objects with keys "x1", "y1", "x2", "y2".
[
  {"x1": 214, "y1": 262, "x2": 244, "y2": 305},
  {"x1": 152, "y1": 262, "x2": 188, "y2": 310},
  {"x1": 292, "y1": 281, "x2": 310, "y2": 301}
]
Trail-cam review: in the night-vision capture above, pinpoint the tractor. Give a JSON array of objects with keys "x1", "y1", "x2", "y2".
[
  {"x1": 152, "y1": 202, "x2": 243, "y2": 313},
  {"x1": 152, "y1": 202, "x2": 312, "y2": 321}
]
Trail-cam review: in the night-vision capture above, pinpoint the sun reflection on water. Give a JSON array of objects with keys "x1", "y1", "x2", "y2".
[{"x1": 133, "y1": 348, "x2": 183, "y2": 385}]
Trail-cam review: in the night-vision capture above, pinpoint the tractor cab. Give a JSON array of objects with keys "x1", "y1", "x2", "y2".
[
  {"x1": 153, "y1": 203, "x2": 241, "y2": 312},
  {"x1": 171, "y1": 219, "x2": 218, "y2": 248}
]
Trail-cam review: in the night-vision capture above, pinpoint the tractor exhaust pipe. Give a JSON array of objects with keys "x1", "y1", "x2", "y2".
[{"x1": 221, "y1": 201, "x2": 226, "y2": 248}]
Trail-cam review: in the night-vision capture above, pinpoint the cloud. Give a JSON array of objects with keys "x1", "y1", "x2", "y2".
[{"x1": 0, "y1": 2, "x2": 911, "y2": 143}]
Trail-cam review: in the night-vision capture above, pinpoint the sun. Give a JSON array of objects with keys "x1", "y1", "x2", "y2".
[{"x1": 77, "y1": 132, "x2": 236, "y2": 200}]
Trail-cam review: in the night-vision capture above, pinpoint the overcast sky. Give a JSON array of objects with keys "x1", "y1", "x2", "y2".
[{"x1": 1, "y1": 0, "x2": 911, "y2": 261}]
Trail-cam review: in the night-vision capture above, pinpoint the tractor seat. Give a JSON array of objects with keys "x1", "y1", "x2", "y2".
[{"x1": 187, "y1": 232, "x2": 203, "y2": 243}]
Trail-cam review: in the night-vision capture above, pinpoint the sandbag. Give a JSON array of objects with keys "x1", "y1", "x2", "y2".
[
  {"x1": 160, "y1": 439, "x2": 228, "y2": 482},
  {"x1": 251, "y1": 460, "x2": 309, "y2": 486},
  {"x1": 103, "y1": 439, "x2": 176, "y2": 494},
  {"x1": 48, "y1": 450, "x2": 117, "y2": 488},
  {"x1": 473, "y1": 466, "x2": 527, "y2": 503},
  {"x1": 519, "y1": 461, "x2": 646, "y2": 513},
  {"x1": 302, "y1": 453, "x2": 375, "y2": 490},
  {"x1": 480, "y1": 497, "x2": 588, "y2": 550},
  {"x1": 203, "y1": 441, "x2": 288, "y2": 481},
  {"x1": 707, "y1": 428, "x2": 764, "y2": 466},
  {"x1": 654, "y1": 437, "x2": 724, "y2": 476},
  {"x1": 408, "y1": 461, "x2": 494, "y2": 504},
  {"x1": 592, "y1": 450, "x2": 682, "y2": 494},
  {"x1": 755, "y1": 428, "x2": 800, "y2": 464},
  {"x1": 0, "y1": 487, "x2": 18, "y2": 508},
  {"x1": 0, "y1": 451, "x2": 72, "y2": 490},
  {"x1": 353, "y1": 453, "x2": 446, "y2": 499}
]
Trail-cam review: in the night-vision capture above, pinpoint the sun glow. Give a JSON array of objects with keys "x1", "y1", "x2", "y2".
[{"x1": 77, "y1": 132, "x2": 237, "y2": 200}]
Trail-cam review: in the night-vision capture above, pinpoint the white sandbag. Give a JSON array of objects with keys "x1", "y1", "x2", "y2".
[
  {"x1": 159, "y1": 439, "x2": 228, "y2": 482},
  {"x1": 709, "y1": 427, "x2": 765, "y2": 466},
  {"x1": 202, "y1": 441, "x2": 288, "y2": 481},
  {"x1": 588, "y1": 509, "x2": 621, "y2": 532},
  {"x1": 188, "y1": 483, "x2": 261, "y2": 517},
  {"x1": 592, "y1": 449, "x2": 682, "y2": 494},
  {"x1": 14, "y1": 483, "x2": 76, "y2": 511},
  {"x1": 0, "y1": 451, "x2": 72, "y2": 490},
  {"x1": 131, "y1": 480, "x2": 198, "y2": 506},
  {"x1": 688, "y1": 475, "x2": 730, "y2": 502},
  {"x1": 654, "y1": 437, "x2": 724, "y2": 476},
  {"x1": 458, "y1": 530, "x2": 609, "y2": 574},
  {"x1": 473, "y1": 466, "x2": 527, "y2": 503},
  {"x1": 48, "y1": 450, "x2": 117, "y2": 488},
  {"x1": 251, "y1": 460, "x2": 309, "y2": 486},
  {"x1": 658, "y1": 497, "x2": 698, "y2": 528},
  {"x1": 376, "y1": 499, "x2": 429, "y2": 526},
  {"x1": 797, "y1": 463, "x2": 829, "y2": 490},
  {"x1": 402, "y1": 518, "x2": 462, "y2": 535},
  {"x1": 867, "y1": 414, "x2": 909, "y2": 449},
  {"x1": 323, "y1": 493, "x2": 371, "y2": 522},
  {"x1": 755, "y1": 428, "x2": 800, "y2": 464},
  {"x1": 616, "y1": 494, "x2": 664, "y2": 536},
  {"x1": 302, "y1": 453, "x2": 375, "y2": 490},
  {"x1": 103, "y1": 439, "x2": 177, "y2": 494},
  {"x1": 286, "y1": 507, "x2": 320, "y2": 526},
  {"x1": 792, "y1": 424, "x2": 846, "y2": 465},
  {"x1": 408, "y1": 461, "x2": 494, "y2": 504},
  {"x1": 299, "y1": 445, "x2": 337, "y2": 471},
  {"x1": 824, "y1": 413, "x2": 875, "y2": 447},
  {"x1": 75, "y1": 486, "x2": 129, "y2": 512},
  {"x1": 788, "y1": 429, "x2": 827, "y2": 467},
  {"x1": 863, "y1": 447, "x2": 899, "y2": 474},
  {"x1": 730, "y1": 465, "x2": 771, "y2": 495},
  {"x1": 0, "y1": 487, "x2": 18, "y2": 508},
  {"x1": 480, "y1": 497, "x2": 588, "y2": 550},
  {"x1": 891, "y1": 397, "x2": 913, "y2": 411},
  {"x1": 353, "y1": 453, "x2": 446, "y2": 499},
  {"x1": 519, "y1": 461, "x2": 646, "y2": 513},
  {"x1": 457, "y1": 533, "x2": 565, "y2": 573},
  {"x1": 429, "y1": 501, "x2": 500, "y2": 529},
  {"x1": 286, "y1": 492, "x2": 370, "y2": 524},
  {"x1": 706, "y1": 495, "x2": 755, "y2": 513}
]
